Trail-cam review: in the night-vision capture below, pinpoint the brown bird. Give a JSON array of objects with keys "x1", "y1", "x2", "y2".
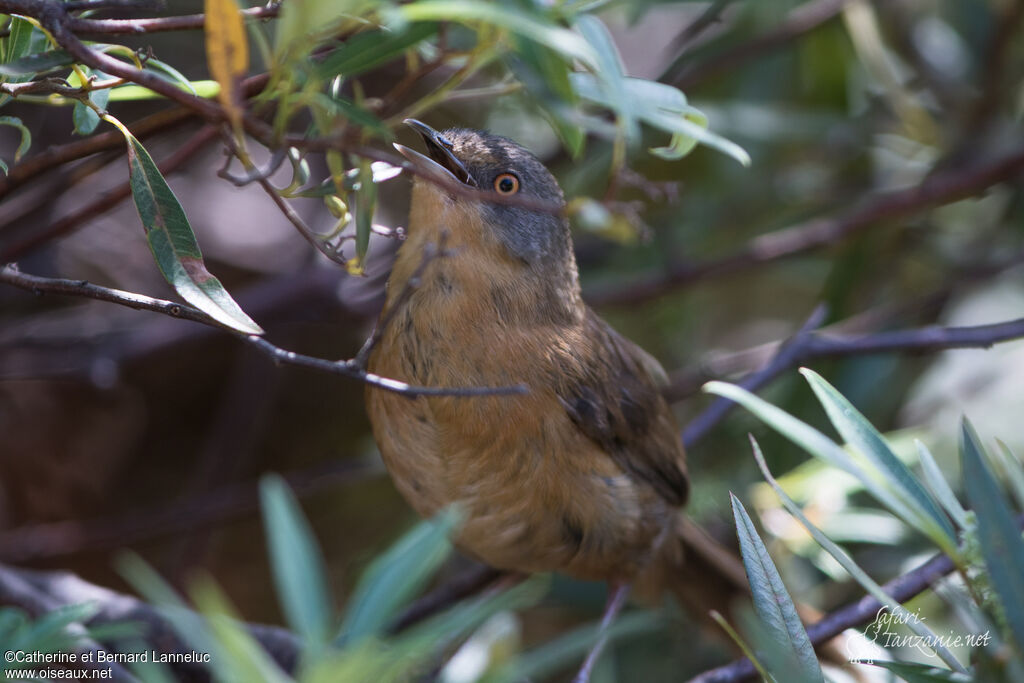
[{"x1": 366, "y1": 120, "x2": 747, "y2": 680}]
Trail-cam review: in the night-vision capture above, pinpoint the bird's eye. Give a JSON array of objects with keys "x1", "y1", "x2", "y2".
[{"x1": 494, "y1": 173, "x2": 520, "y2": 195}]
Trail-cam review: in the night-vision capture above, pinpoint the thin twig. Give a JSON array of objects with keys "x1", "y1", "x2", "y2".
[
  {"x1": 0, "y1": 264, "x2": 528, "y2": 398},
  {"x1": 587, "y1": 145, "x2": 1024, "y2": 307},
  {"x1": 353, "y1": 233, "x2": 450, "y2": 369},
  {"x1": 682, "y1": 305, "x2": 829, "y2": 448},
  {"x1": 67, "y1": 3, "x2": 280, "y2": 35},
  {"x1": 680, "y1": 313, "x2": 1024, "y2": 447}
]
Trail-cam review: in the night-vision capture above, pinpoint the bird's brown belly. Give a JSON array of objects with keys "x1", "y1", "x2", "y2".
[{"x1": 366, "y1": 308, "x2": 673, "y2": 581}]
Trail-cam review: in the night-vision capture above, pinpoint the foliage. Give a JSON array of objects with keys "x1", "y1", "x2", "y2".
[
  {"x1": 117, "y1": 475, "x2": 658, "y2": 683},
  {"x1": 709, "y1": 372, "x2": 1024, "y2": 682}
]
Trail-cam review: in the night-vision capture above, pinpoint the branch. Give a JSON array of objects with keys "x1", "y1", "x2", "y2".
[
  {"x1": 67, "y1": 4, "x2": 280, "y2": 35},
  {"x1": 0, "y1": 562, "x2": 300, "y2": 678},
  {"x1": 0, "y1": 566, "x2": 139, "y2": 682},
  {"x1": 0, "y1": 125, "x2": 218, "y2": 261},
  {"x1": 682, "y1": 304, "x2": 828, "y2": 448},
  {"x1": 679, "y1": 311, "x2": 1024, "y2": 447},
  {"x1": 0, "y1": 264, "x2": 528, "y2": 398},
  {"x1": 586, "y1": 145, "x2": 1024, "y2": 307},
  {"x1": 666, "y1": 0, "x2": 849, "y2": 90}
]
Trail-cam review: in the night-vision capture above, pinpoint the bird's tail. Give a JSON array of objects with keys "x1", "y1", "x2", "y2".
[{"x1": 639, "y1": 515, "x2": 751, "y2": 624}]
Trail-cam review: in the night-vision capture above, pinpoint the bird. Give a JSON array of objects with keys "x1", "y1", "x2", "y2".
[{"x1": 366, "y1": 119, "x2": 748, "y2": 681}]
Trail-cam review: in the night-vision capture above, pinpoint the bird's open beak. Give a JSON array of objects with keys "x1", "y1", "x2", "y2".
[{"x1": 394, "y1": 119, "x2": 478, "y2": 188}]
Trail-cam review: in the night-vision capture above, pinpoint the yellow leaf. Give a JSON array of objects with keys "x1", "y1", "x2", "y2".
[{"x1": 204, "y1": 0, "x2": 249, "y2": 130}]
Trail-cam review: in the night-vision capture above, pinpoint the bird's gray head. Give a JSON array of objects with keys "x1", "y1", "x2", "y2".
[{"x1": 395, "y1": 119, "x2": 571, "y2": 266}]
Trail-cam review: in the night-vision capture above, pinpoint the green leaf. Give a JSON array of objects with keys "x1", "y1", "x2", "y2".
[
  {"x1": 0, "y1": 48, "x2": 74, "y2": 77},
  {"x1": 703, "y1": 381, "x2": 925, "y2": 530},
  {"x1": 189, "y1": 579, "x2": 291, "y2": 683},
  {"x1": 915, "y1": 440, "x2": 969, "y2": 530},
  {"x1": 801, "y1": 369, "x2": 957, "y2": 551},
  {"x1": 3, "y1": 16, "x2": 35, "y2": 65},
  {"x1": 730, "y1": 493, "x2": 823, "y2": 683},
  {"x1": 115, "y1": 127, "x2": 263, "y2": 335},
  {"x1": 570, "y1": 73, "x2": 750, "y2": 165},
  {"x1": 275, "y1": 0, "x2": 372, "y2": 62},
  {"x1": 116, "y1": 553, "x2": 215, "y2": 657},
  {"x1": 961, "y1": 419, "x2": 1024, "y2": 653},
  {"x1": 748, "y1": 436, "x2": 967, "y2": 672},
  {"x1": 0, "y1": 115, "x2": 31, "y2": 162},
  {"x1": 491, "y1": 606, "x2": 658, "y2": 683},
  {"x1": 259, "y1": 474, "x2": 334, "y2": 650},
  {"x1": 349, "y1": 158, "x2": 377, "y2": 275},
  {"x1": 143, "y1": 57, "x2": 199, "y2": 95},
  {"x1": 864, "y1": 660, "x2": 973, "y2": 682},
  {"x1": 572, "y1": 15, "x2": 637, "y2": 143},
  {"x1": 337, "y1": 506, "x2": 461, "y2": 644},
  {"x1": 314, "y1": 23, "x2": 439, "y2": 79},
  {"x1": 397, "y1": 1, "x2": 598, "y2": 68},
  {"x1": 993, "y1": 439, "x2": 1024, "y2": 514},
  {"x1": 107, "y1": 80, "x2": 219, "y2": 101},
  {"x1": 72, "y1": 70, "x2": 112, "y2": 136},
  {"x1": 506, "y1": 43, "x2": 584, "y2": 158}
]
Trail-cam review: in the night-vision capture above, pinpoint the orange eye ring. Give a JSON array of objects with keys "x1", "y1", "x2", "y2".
[{"x1": 494, "y1": 173, "x2": 520, "y2": 195}]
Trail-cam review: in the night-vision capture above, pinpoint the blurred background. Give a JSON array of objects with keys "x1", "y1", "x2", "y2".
[{"x1": 2, "y1": 0, "x2": 1023, "y2": 679}]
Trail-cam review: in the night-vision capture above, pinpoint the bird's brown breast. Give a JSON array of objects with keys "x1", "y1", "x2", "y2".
[{"x1": 366, "y1": 178, "x2": 686, "y2": 581}]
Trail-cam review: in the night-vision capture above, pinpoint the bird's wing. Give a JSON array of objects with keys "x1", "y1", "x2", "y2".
[{"x1": 557, "y1": 309, "x2": 689, "y2": 506}]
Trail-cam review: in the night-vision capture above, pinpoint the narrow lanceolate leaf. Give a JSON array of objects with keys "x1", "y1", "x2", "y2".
[
  {"x1": 703, "y1": 381, "x2": 924, "y2": 529},
  {"x1": 961, "y1": 420, "x2": 1024, "y2": 653},
  {"x1": 915, "y1": 440, "x2": 969, "y2": 530},
  {"x1": 750, "y1": 437, "x2": 967, "y2": 672},
  {"x1": 259, "y1": 475, "x2": 334, "y2": 650},
  {"x1": 730, "y1": 493, "x2": 824, "y2": 683},
  {"x1": 801, "y1": 369, "x2": 957, "y2": 550},
  {"x1": 337, "y1": 507, "x2": 462, "y2": 644},
  {"x1": 114, "y1": 124, "x2": 262, "y2": 334},
  {"x1": 349, "y1": 159, "x2": 377, "y2": 276},
  {"x1": 204, "y1": 0, "x2": 249, "y2": 129}
]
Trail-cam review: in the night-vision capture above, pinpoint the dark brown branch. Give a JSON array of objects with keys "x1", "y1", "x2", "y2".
[
  {"x1": 0, "y1": 264, "x2": 528, "y2": 398},
  {"x1": 682, "y1": 305, "x2": 828, "y2": 448},
  {"x1": 0, "y1": 108, "x2": 193, "y2": 199},
  {"x1": 0, "y1": 0, "x2": 222, "y2": 119},
  {"x1": 587, "y1": 145, "x2": 1024, "y2": 308},
  {"x1": 0, "y1": 125, "x2": 218, "y2": 261},
  {"x1": 67, "y1": 4, "x2": 280, "y2": 35},
  {"x1": 680, "y1": 313, "x2": 1024, "y2": 447},
  {"x1": 666, "y1": 0, "x2": 849, "y2": 90}
]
